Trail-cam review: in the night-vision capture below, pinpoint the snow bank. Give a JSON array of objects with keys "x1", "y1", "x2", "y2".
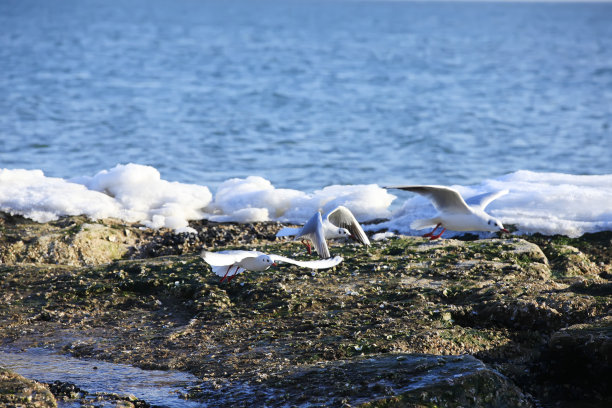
[
  {"x1": 206, "y1": 176, "x2": 395, "y2": 223},
  {"x1": 0, "y1": 165, "x2": 394, "y2": 232},
  {"x1": 1, "y1": 165, "x2": 610, "y2": 238},
  {"x1": 0, "y1": 168, "x2": 122, "y2": 223},
  {"x1": 73, "y1": 164, "x2": 212, "y2": 232},
  {"x1": 0, "y1": 164, "x2": 212, "y2": 233}
]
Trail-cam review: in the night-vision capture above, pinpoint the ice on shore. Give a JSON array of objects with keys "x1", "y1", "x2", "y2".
[
  {"x1": 73, "y1": 164, "x2": 213, "y2": 232},
  {"x1": 0, "y1": 164, "x2": 213, "y2": 233},
  {"x1": 0, "y1": 165, "x2": 611, "y2": 238},
  {"x1": 0, "y1": 168, "x2": 123, "y2": 223},
  {"x1": 0, "y1": 164, "x2": 394, "y2": 233},
  {"x1": 207, "y1": 176, "x2": 394, "y2": 223}
]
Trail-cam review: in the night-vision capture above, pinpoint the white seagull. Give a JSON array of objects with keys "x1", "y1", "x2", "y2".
[
  {"x1": 201, "y1": 250, "x2": 344, "y2": 283},
  {"x1": 385, "y1": 185, "x2": 510, "y2": 240},
  {"x1": 276, "y1": 206, "x2": 371, "y2": 258}
]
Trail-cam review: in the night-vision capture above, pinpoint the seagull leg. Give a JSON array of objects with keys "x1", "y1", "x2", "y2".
[
  {"x1": 220, "y1": 265, "x2": 234, "y2": 283},
  {"x1": 423, "y1": 224, "x2": 441, "y2": 238},
  {"x1": 429, "y1": 228, "x2": 446, "y2": 240},
  {"x1": 301, "y1": 239, "x2": 312, "y2": 255}
]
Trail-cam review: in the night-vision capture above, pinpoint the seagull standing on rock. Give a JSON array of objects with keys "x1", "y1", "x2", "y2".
[
  {"x1": 201, "y1": 250, "x2": 344, "y2": 283},
  {"x1": 276, "y1": 206, "x2": 371, "y2": 258},
  {"x1": 385, "y1": 185, "x2": 510, "y2": 240}
]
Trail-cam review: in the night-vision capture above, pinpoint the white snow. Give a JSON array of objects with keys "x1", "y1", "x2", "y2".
[
  {"x1": 0, "y1": 164, "x2": 212, "y2": 234},
  {"x1": 0, "y1": 165, "x2": 611, "y2": 238},
  {"x1": 73, "y1": 164, "x2": 212, "y2": 232},
  {"x1": 0, "y1": 168, "x2": 123, "y2": 223},
  {"x1": 205, "y1": 175, "x2": 395, "y2": 223},
  {"x1": 207, "y1": 176, "x2": 305, "y2": 222}
]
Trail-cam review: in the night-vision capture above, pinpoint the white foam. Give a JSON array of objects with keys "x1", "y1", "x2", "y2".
[
  {"x1": 73, "y1": 164, "x2": 212, "y2": 233},
  {"x1": 0, "y1": 164, "x2": 212, "y2": 233},
  {"x1": 205, "y1": 175, "x2": 395, "y2": 223},
  {"x1": 0, "y1": 168, "x2": 123, "y2": 223},
  {"x1": 207, "y1": 176, "x2": 306, "y2": 222},
  {"x1": 0, "y1": 166, "x2": 610, "y2": 237}
]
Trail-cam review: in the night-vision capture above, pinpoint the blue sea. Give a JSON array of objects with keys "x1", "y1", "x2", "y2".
[{"x1": 1, "y1": 0, "x2": 611, "y2": 192}]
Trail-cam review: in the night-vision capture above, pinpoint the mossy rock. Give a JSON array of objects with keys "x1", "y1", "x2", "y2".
[
  {"x1": 0, "y1": 219, "x2": 133, "y2": 266},
  {"x1": 545, "y1": 244, "x2": 600, "y2": 277},
  {"x1": 0, "y1": 368, "x2": 57, "y2": 407}
]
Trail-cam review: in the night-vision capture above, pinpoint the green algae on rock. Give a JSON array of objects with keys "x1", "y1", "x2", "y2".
[{"x1": 0, "y1": 368, "x2": 57, "y2": 408}]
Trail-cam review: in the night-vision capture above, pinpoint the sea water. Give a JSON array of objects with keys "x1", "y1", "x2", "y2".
[
  {"x1": 0, "y1": 347, "x2": 203, "y2": 407},
  {"x1": 0, "y1": 0, "x2": 611, "y2": 236}
]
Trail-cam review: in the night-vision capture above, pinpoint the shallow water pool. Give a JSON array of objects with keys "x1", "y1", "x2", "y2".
[{"x1": 0, "y1": 347, "x2": 203, "y2": 407}]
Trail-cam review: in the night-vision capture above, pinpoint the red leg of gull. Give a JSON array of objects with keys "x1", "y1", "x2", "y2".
[
  {"x1": 220, "y1": 265, "x2": 234, "y2": 283},
  {"x1": 423, "y1": 224, "x2": 441, "y2": 238},
  {"x1": 429, "y1": 228, "x2": 446, "y2": 240},
  {"x1": 301, "y1": 239, "x2": 312, "y2": 255}
]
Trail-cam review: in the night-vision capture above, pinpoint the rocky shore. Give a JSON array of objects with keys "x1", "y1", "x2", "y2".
[{"x1": 0, "y1": 212, "x2": 610, "y2": 407}]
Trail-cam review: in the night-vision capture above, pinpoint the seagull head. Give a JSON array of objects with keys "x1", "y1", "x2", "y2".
[
  {"x1": 334, "y1": 227, "x2": 351, "y2": 239},
  {"x1": 486, "y1": 217, "x2": 509, "y2": 233},
  {"x1": 256, "y1": 255, "x2": 277, "y2": 270}
]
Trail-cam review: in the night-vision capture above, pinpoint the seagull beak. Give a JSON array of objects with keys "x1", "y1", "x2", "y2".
[
  {"x1": 501, "y1": 228, "x2": 509, "y2": 233},
  {"x1": 272, "y1": 262, "x2": 277, "y2": 266}
]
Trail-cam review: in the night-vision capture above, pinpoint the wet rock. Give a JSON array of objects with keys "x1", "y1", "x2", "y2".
[
  {"x1": 194, "y1": 354, "x2": 533, "y2": 407},
  {"x1": 47, "y1": 380, "x2": 87, "y2": 400},
  {"x1": 0, "y1": 367, "x2": 57, "y2": 407}
]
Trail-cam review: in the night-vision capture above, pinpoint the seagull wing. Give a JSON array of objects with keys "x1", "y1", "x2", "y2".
[
  {"x1": 465, "y1": 189, "x2": 509, "y2": 210},
  {"x1": 269, "y1": 254, "x2": 343, "y2": 269},
  {"x1": 276, "y1": 226, "x2": 301, "y2": 238},
  {"x1": 300, "y1": 212, "x2": 331, "y2": 259},
  {"x1": 210, "y1": 265, "x2": 247, "y2": 277},
  {"x1": 200, "y1": 250, "x2": 262, "y2": 266},
  {"x1": 385, "y1": 185, "x2": 472, "y2": 214},
  {"x1": 326, "y1": 206, "x2": 371, "y2": 246}
]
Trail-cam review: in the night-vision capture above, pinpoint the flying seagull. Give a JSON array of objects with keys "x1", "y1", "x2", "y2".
[
  {"x1": 201, "y1": 250, "x2": 344, "y2": 283},
  {"x1": 276, "y1": 206, "x2": 371, "y2": 258},
  {"x1": 385, "y1": 185, "x2": 509, "y2": 239}
]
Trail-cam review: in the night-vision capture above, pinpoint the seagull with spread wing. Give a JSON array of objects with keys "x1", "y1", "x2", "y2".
[
  {"x1": 201, "y1": 250, "x2": 344, "y2": 283},
  {"x1": 276, "y1": 206, "x2": 371, "y2": 258},
  {"x1": 385, "y1": 185, "x2": 509, "y2": 240}
]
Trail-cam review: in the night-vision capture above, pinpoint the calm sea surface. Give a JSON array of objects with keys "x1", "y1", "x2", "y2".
[{"x1": 1, "y1": 0, "x2": 611, "y2": 191}]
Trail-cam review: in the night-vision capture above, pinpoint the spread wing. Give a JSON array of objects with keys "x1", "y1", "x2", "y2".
[
  {"x1": 276, "y1": 226, "x2": 301, "y2": 238},
  {"x1": 325, "y1": 206, "x2": 370, "y2": 246},
  {"x1": 299, "y1": 212, "x2": 331, "y2": 259},
  {"x1": 269, "y1": 254, "x2": 343, "y2": 269},
  {"x1": 465, "y1": 189, "x2": 509, "y2": 210},
  {"x1": 385, "y1": 185, "x2": 471, "y2": 214},
  {"x1": 200, "y1": 250, "x2": 262, "y2": 267}
]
